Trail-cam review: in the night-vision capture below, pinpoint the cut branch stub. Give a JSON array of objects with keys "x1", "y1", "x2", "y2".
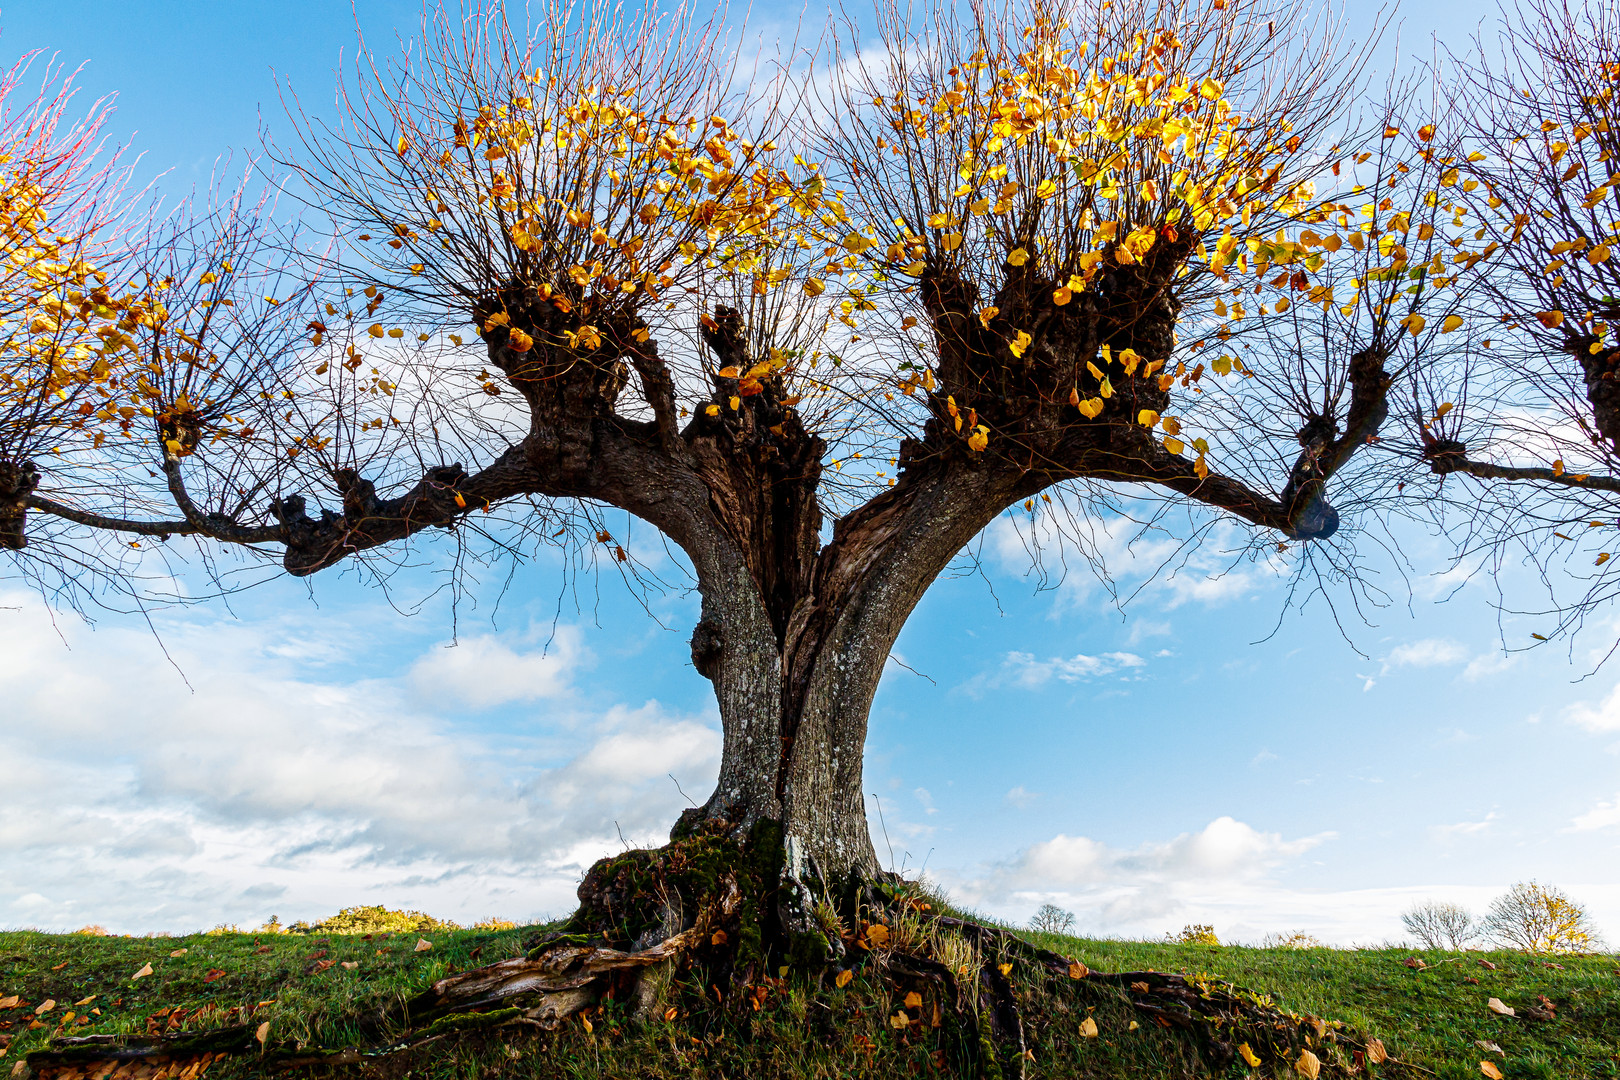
[{"x1": 0, "y1": 458, "x2": 40, "y2": 550}]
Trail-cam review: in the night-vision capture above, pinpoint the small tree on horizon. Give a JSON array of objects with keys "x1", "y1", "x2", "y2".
[
  {"x1": 1400, "y1": 901, "x2": 1477, "y2": 951},
  {"x1": 1483, "y1": 881, "x2": 1602, "y2": 954}
]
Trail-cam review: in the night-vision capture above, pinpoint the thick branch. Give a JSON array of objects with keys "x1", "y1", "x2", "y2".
[{"x1": 1429, "y1": 453, "x2": 1620, "y2": 493}]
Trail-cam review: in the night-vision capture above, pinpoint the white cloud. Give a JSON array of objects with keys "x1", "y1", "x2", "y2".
[
  {"x1": 1566, "y1": 683, "x2": 1620, "y2": 733},
  {"x1": 0, "y1": 593, "x2": 718, "y2": 934},
  {"x1": 1429, "y1": 812, "x2": 1497, "y2": 840},
  {"x1": 1381, "y1": 638, "x2": 1469, "y2": 674},
  {"x1": 932, "y1": 817, "x2": 1338, "y2": 942},
  {"x1": 964, "y1": 650, "x2": 1145, "y2": 694},
  {"x1": 1571, "y1": 794, "x2": 1620, "y2": 832},
  {"x1": 409, "y1": 628, "x2": 583, "y2": 710},
  {"x1": 1005, "y1": 786, "x2": 1039, "y2": 809}
]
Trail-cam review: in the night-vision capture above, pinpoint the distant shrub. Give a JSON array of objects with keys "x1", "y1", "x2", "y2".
[
  {"x1": 1483, "y1": 882, "x2": 1602, "y2": 954},
  {"x1": 1168, "y1": 924, "x2": 1220, "y2": 946},
  {"x1": 1028, "y1": 903, "x2": 1076, "y2": 936},
  {"x1": 1262, "y1": 930, "x2": 1325, "y2": 950},
  {"x1": 204, "y1": 924, "x2": 241, "y2": 936},
  {"x1": 70, "y1": 925, "x2": 109, "y2": 936},
  {"x1": 471, "y1": 917, "x2": 518, "y2": 931},
  {"x1": 256, "y1": 915, "x2": 288, "y2": 935},
  {"x1": 289, "y1": 906, "x2": 462, "y2": 935},
  {"x1": 1401, "y1": 901, "x2": 1477, "y2": 950}
]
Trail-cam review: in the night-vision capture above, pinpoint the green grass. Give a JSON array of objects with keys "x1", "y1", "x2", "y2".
[{"x1": 3, "y1": 925, "x2": 1618, "y2": 1079}]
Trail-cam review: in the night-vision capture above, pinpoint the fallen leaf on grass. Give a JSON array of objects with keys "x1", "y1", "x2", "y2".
[
  {"x1": 1474, "y1": 1040, "x2": 1503, "y2": 1053},
  {"x1": 1480, "y1": 1062, "x2": 1504, "y2": 1079},
  {"x1": 1487, "y1": 998, "x2": 1515, "y2": 1016},
  {"x1": 313, "y1": 960, "x2": 335, "y2": 973},
  {"x1": 1128, "y1": 1021, "x2": 1139, "y2": 1031},
  {"x1": 132, "y1": 964, "x2": 153, "y2": 980},
  {"x1": 252, "y1": 946, "x2": 271, "y2": 955},
  {"x1": 888, "y1": 1011, "x2": 910, "y2": 1029},
  {"x1": 1238, "y1": 1042, "x2": 1261, "y2": 1067},
  {"x1": 1404, "y1": 957, "x2": 1427, "y2": 970},
  {"x1": 256, "y1": 1022, "x2": 270, "y2": 1046},
  {"x1": 50, "y1": 962, "x2": 67, "y2": 971},
  {"x1": 1367, "y1": 1039, "x2": 1387, "y2": 1064},
  {"x1": 1465, "y1": 977, "x2": 1480, "y2": 984},
  {"x1": 414, "y1": 939, "x2": 433, "y2": 953},
  {"x1": 1295, "y1": 1049, "x2": 1321, "y2": 1078},
  {"x1": 34, "y1": 1001, "x2": 54, "y2": 1015},
  {"x1": 904, "y1": 992, "x2": 923, "y2": 1009},
  {"x1": 340, "y1": 962, "x2": 358, "y2": 971},
  {"x1": 202, "y1": 969, "x2": 226, "y2": 983},
  {"x1": 1068, "y1": 961, "x2": 1088, "y2": 979},
  {"x1": 73, "y1": 997, "x2": 94, "y2": 1007},
  {"x1": 1542, "y1": 962, "x2": 1564, "y2": 970},
  {"x1": 1478, "y1": 959, "x2": 1497, "y2": 970},
  {"x1": 835, "y1": 970, "x2": 853, "y2": 988},
  {"x1": 1079, "y1": 1017, "x2": 1099, "y2": 1037},
  {"x1": 1130, "y1": 981, "x2": 1150, "y2": 993},
  {"x1": 169, "y1": 949, "x2": 187, "y2": 958},
  {"x1": 0, "y1": 997, "x2": 17, "y2": 1010}
]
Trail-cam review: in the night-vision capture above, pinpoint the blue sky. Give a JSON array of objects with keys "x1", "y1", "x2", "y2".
[{"x1": 3, "y1": 1, "x2": 1619, "y2": 945}]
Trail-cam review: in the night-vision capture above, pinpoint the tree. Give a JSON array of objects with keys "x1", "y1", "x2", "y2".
[
  {"x1": 1483, "y1": 881, "x2": 1602, "y2": 954},
  {"x1": 1028, "y1": 903, "x2": 1076, "y2": 936},
  {"x1": 0, "y1": 0, "x2": 1519, "y2": 1039},
  {"x1": 1401, "y1": 900, "x2": 1477, "y2": 951}
]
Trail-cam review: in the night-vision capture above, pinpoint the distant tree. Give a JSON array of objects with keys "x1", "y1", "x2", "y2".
[
  {"x1": 1260, "y1": 930, "x2": 1324, "y2": 950},
  {"x1": 1169, "y1": 924, "x2": 1220, "y2": 946},
  {"x1": 1028, "y1": 903, "x2": 1076, "y2": 936},
  {"x1": 1483, "y1": 882, "x2": 1602, "y2": 954},
  {"x1": 1401, "y1": 900, "x2": 1477, "y2": 950}
]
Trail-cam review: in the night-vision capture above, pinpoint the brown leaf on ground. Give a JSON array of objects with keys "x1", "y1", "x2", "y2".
[
  {"x1": 1404, "y1": 957, "x2": 1427, "y2": 970},
  {"x1": 1481, "y1": 1061, "x2": 1504, "y2": 1079},
  {"x1": 1487, "y1": 997, "x2": 1515, "y2": 1016},
  {"x1": 1478, "y1": 959, "x2": 1497, "y2": 970},
  {"x1": 1367, "y1": 1039, "x2": 1387, "y2": 1064}
]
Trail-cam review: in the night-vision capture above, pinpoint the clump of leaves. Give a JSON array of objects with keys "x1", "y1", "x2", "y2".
[
  {"x1": 289, "y1": 906, "x2": 462, "y2": 935},
  {"x1": 1169, "y1": 924, "x2": 1221, "y2": 946},
  {"x1": 1261, "y1": 931, "x2": 1326, "y2": 950}
]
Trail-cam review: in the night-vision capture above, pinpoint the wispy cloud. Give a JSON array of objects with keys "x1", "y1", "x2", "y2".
[
  {"x1": 1571, "y1": 794, "x2": 1620, "y2": 832},
  {"x1": 962, "y1": 650, "x2": 1145, "y2": 695}
]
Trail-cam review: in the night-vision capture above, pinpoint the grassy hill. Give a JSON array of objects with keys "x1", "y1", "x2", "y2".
[{"x1": 2, "y1": 921, "x2": 1616, "y2": 1079}]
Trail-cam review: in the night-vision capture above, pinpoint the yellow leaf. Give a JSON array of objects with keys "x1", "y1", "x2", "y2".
[
  {"x1": 998, "y1": 962, "x2": 1013, "y2": 977},
  {"x1": 1161, "y1": 416, "x2": 1181, "y2": 437},
  {"x1": 835, "y1": 969, "x2": 853, "y2": 988},
  {"x1": 132, "y1": 964, "x2": 153, "y2": 980},
  {"x1": 1007, "y1": 247, "x2": 1030, "y2": 266},
  {"x1": 1139, "y1": 409, "x2": 1160, "y2": 428},
  {"x1": 1488, "y1": 998, "x2": 1515, "y2": 1016},
  {"x1": 1442, "y1": 314, "x2": 1464, "y2": 333},
  {"x1": 842, "y1": 233, "x2": 873, "y2": 253},
  {"x1": 729, "y1": 396, "x2": 741, "y2": 411},
  {"x1": 1535, "y1": 310, "x2": 1565, "y2": 329},
  {"x1": 0, "y1": 997, "x2": 17, "y2": 1010},
  {"x1": 903, "y1": 260, "x2": 927, "y2": 275},
  {"x1": 804, "y1": 278, "x2": 825, "y2": 297},
  {"x1": 1128, "y1": 1020, "x2": 1139, "y2": 1031},
  {"x1": 1164, "y1": 436, "x2": 1184, "y2": 455},
  {"x1": 454, "y1": 492, "x2": 467, "y2": 508},
  {"x1": 1009, "y1": 331, "x2": 1032, "y2": 358},
  {"x1": 450, "y1": 334, "x2": 463, "y2": 346},
  {"x1": 968, "y1": 425, "x2": 990, "y2": 452},
  {"x1": 1401, "y1": 314, "x2": 1426, "y2": 335},
  {"x1": 1199, "y1": 77, "x2": 1223, "y2": 100},
  {"x1": 256, "y1": 1021, "x2": 270, "y2": 1045},
  {"x1": 705, "y1": 404, "x2": 720, "y2": 417},
  {"x1": 1068, "y1": 961, "x2": 1088, "y2": 979},
  {"x1": 414, "y1": 938, "x2": 433, "y2": 952},
  {"x1": 1238, "y1": 1042, "x2": 1261, "y2": 1067},
  {"x1": 1053, "y1": 286, "x2": 1073, "y2": 305},
  {"x1": 664, "y1": 1007, "x2": 679, "y2": 1022},
  {"x1": 1035, "y1": 179, "x2": 1057, "y2": 199},
  {"x1": 367, "y1": 324, "x2": 384, "y2": 338},
  {"x1": 508, "y1": 328, "x2": 533, "y2": 352},
  {"x1": 1099, "y1": 376, "x2": 1113, "y2": 398},
  {"x1": 1436, "y1": 402, "x2": 1454, "y2": 417},
  {"x1": 1480, "y1": 1063, "x2": 1503, "y2": 1080},
  {"x1": 1589, "y1": 245, "x2": 1611, "y2": 264},
  {"x1": 942, "y1": 232, "x2": 963, "y2": 251},
  {"x1": 1078, "y1": 397, "x2": 1104, "y2": 419},
  {"x1": 1597, "y1": 553, "x2": 1611, "y2": 565},
  {"x1": 581, "y1": 1014, "x2": 593, "y2": 1034},
  {"x1": 889, "y1": 1011, "x2": 910, "y2": 1029},
  {"x1": 1080, "y1": 1017, "x2": 1099, "y2": 1037},
  {"x1": 904, "y1": 991, "x2": 923, "y2": 1008},
  {"x1": 1367, "y1": 1039, "x2": 1387, "y2": 1064},
  {"x1": 1295, "y1": 1049, "x2": 1321, "y2": 1079}
]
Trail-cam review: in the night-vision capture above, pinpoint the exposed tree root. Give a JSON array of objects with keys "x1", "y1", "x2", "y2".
[{"x1": 21, "y1": 828, "x2": 1417, "y2": 1078}]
